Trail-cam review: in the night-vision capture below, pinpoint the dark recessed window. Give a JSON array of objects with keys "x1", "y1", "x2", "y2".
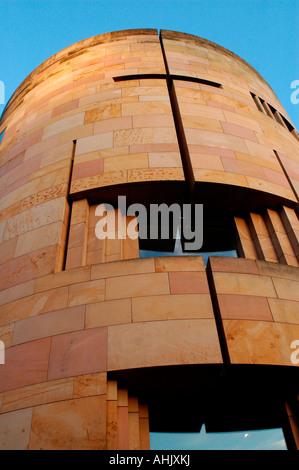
[
  {"x1": 251, "y1": 92, "x2": 299, "y2": 140},
  {"x1": 150, "y1": 426, "x2": 287, "y2": 450},
  {"x1": 138, "y1": 210, "x2": 238, "y2": 265},
  {"x1": 250, "y1": 92, "x2": 264, "y2": 113},
  {"x1": 149, "y1": 385, "x2": 289, "y2": 450}
]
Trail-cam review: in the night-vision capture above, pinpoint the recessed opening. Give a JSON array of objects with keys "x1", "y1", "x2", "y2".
[
  {"x1": 150, "y1": 426, "x2": 287, "y2": 450},
  {"x1": 113, "y1": 73, "x2": 222, "y2": 89},
  {"x1": 250, "y1": 92, "x2": 265, "y2": 113},
  {"x1": 138, "y1": 208, "x2": 238, "y2": 265},
  {"x1": 250, "y1": 92, "x2": 299, "y2": 140},
  {"x1": 113, "y1": 73, "x2": 166, "y2": 82},
  {"x1": 147, "y1": 367, "x2": 291, "y2": 450}
]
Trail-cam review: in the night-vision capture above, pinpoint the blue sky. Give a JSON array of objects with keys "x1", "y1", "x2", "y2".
[
  {"x1": 0, "y1": 0, "x2": 298, "y2": 129},
  {"x1": 150, "y1": 426, "x2": 287, "y2": 450},
  {"x1": 0, "y1": 0, "x2": 296, "y2": 450}
]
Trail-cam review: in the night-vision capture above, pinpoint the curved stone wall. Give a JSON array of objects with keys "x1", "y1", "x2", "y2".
[{"x1": 0, "y1": 29, "x2": 298, "y2": 450}]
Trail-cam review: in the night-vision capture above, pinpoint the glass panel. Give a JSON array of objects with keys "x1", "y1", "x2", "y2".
[
  {"x1": 139, "y1": 222, "x2": 239, "y2": 265},
  {"x1": 150, "y1": 425, "x2": 287, "y2": 450}
]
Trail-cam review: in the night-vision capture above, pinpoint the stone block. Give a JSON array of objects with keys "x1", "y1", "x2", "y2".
[
  {"x1": 154, "y1": 255, "x2": 205, "y2": 272},
  {"x1": 132, "y1": 293, "x2": 213, "y2": 322},
  {"x1": 208, "y1": 256, "x2": 258, "y2": 274},
  {"x1": 191, "y1": 153, "x2": 223, "y2": 170},
  {"x1": 72, "y1": 159, "x2": 104, "y2": 180},
  {"x1": 271, "y1": 277, "x2": 299, "y2": 302},
  {"x1": 86, "y1": 299, "x2": 132, "y2": 328},
  {"x1": 68, "y1": 279, "x2": 105, "y2": 306},
  {"x1": 3, "y1": 197, "x2": 66, "y2": 242},
  {"x1": 67, "y1": 223, "x2": 88, "y2": 249},
  {"x1": 256, "y1": 260, "x2": 299, "y2": 281},
  {"x1": 114, "y1": 127, "x2": 177, "y2": 147},
  {"x1": 106, "y1": 399, "x2": 118, "y2": 450},
  {"x1": 247, "y1": 177, "x2": 295, "y2": 201},
  {"x1": 0, "y1": 237, "x2": 17, "y2": 264},
  {"x1": 0, "y1": 338, "x2": 51, "y2": 392},
  {"x1": 11, "y1": 305, "x2": 85, "y2": 345},
  {"x1": 169, "y1": 271, "x2": 210, "y2": 294},
  {"x1": 29, "y1": 396, "x2": 106, "y2": 449},
  {"x1": 52, "y1": 98, "x2": 79, "y2": 118},
  {"x1": 206, "y1": 100, "x2": 235, "y2": 112},
  {"x1": 108, "y1": 319, "x2": 222, "y2": 370},
  {"x1": 73, "y1": 372, "x2": 107, "y2": 398},
  {"x1": 189, "y1": 144, "x2": 236, "y2": 159},
  {"x1": 222, "y1": 157, "x2": 265, "y2": 179},
  {"x1": 75, "y1": 133, "x2": 113, "y2": 155},
  {"x1": 128, "y1": 409, "x2": 140, "y2": 450},
  {"x1": 70, "y1": 170, "x2": 128, "y2": 193},
  {"x1": 122, "y1": 101, "x2": 171, "y2": 116},
  {"x1": 148, "y1": 152, "x2": 182, "y2": 168},
  {"x1": 91, "y1": 257, "x2": 155, "y2": 280},
  {"x1": 85, "y1": 103, "x2": 122, "y2": 123},
  {"x1": 42, "y1": 113, "x2": 85, "y2": 139},
  {"x1": 0, "y1": 286, "x2": 68, "y2": 327},
  {"x1": 268, "y1": 298, "x2": 299, "y2": 324},
  {"x1": 104, "y1": 153, "x2": 148, "y2": 172},
  {"x1": 179, "y1": 102, "x2": 225, "y2": 121},
  {"x1": 223, "y1": 320, "x2": 299, "y2": 366},
  {"x1": 65, "y1": 246, "x2": 85, "y2": 270},
  {"x1": 117, "y1": 405, "x2": 129, "y2": 450},
  {"x1": 94, "y1": 116, "x2": 133, "y2": 134},
  {"x1": 128, "y1": 167, "x2": 184, "y2": 183},
  {"x1": 0, "y1": 378, "x2": 74, "y2": 414},
  {"x1": 106, "y1": 272, "x2": 170, "y2": 300},
  {"x1": 223, "y1": 110, "x2": 263, "y2": 133},
  {"x1": 217, "y1": 294, "x2": 273, "y2": 321},
  {"x1": 34, "y1": 265, "x2": 90, "y2": 293},
  {"x1": 48, "y1": 327, "x2": 107, "y2": 380},
  {"x1": 132, "y1": 114, "x2": 174, "y2": 129},
  {"x1": 213, "y1": 271, "x2": 276, "y2": 297},
  {"x1": 0, "y1": 323, "x2": 14, "y2": 349},
  {"x1": 14, "y1": 221, "x2": 62, "y2": 258},
  {"x1": 221, "y1": 121, "x2": 258, "y2": 142},
  {"x1": 0, "y1": 407, "x2": 33, "y2": 450},
  {"x1": 193, "y1": 168, "x2": 248, "y2": 187},
  {"x1": 0, "y1": 245, "x2": 58, "y2": 291},
  {"x1": 236, "y1": 151, "x2": 281, "y2": 172}
]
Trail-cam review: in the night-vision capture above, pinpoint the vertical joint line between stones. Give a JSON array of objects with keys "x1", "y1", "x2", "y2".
[
  {"x1": 67, "y1": 140, "x2": 77, "y2": 199},
  {"x1": 62, "y1": 139, "x2": 77, "y2": 271},
  {"x1": 206, "y1": 259, "x2": 231, "y2": 366},
  {"x1": 159, "y1": 33, "x2": 195, "y2": 203},
  {"x1": 274, "y1": 149, "x2": 299, "y2": 205}
]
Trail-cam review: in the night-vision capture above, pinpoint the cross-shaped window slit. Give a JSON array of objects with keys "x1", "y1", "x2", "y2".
[{"x1": 112, "y1": 73, "x2": 222, "y2": 200}]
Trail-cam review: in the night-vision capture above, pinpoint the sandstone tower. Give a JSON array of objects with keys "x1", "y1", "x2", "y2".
[{"x1": 0, "y1": 29, "x2": 298, "y2": 450}]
